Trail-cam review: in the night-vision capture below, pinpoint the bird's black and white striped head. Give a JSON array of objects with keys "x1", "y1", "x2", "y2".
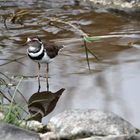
[
  {"x1": 27, "y1": 37, "x2": 43, "y2": 53},
  {"x1": 26, "y1": 37, "x2": 45, "y2": 59},
  {"x1": 26, "y1": 36, "x2": 63, "y2": 64}
]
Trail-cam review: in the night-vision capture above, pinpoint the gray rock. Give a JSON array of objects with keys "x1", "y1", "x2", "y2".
[
  {"x1": 40, "y1": 133, "x2": 140, "y2": 140},
  {"x1": 76, "y1": 134, "x2": 140, "y2": 140},
  {"x1": 47, "y1": 109, "x2": 139, "y2": 139},
  {"x1": 78, "y1": 0, "x2": 140, "y2": 9},
  {"x1": 19, "y1": 120, "x2": 46, "y2": 133},
  {"x1": 0, "y1": 122, "x2": 40, "y2": 140},
  {"x1": 76, "y1": 0, "x2": 140, "y2": 17}
]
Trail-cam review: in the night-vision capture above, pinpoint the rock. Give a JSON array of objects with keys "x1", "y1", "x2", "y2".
[
  {"x1": 75, "y1": 134, "x2": 140, "y2": 140},
  {"x1": 76, "y1": 0, "x2": 140, "y2": 18},
  {"x1": 44, "y1": 109, "x2": 139, "y2": 139},
  {"x1": 0, "y1": 122, "x2": 40, "y2": 140},
  {"x1": 0, "y1": 112, "x2": 4, "y2": 120},
  {"x1": 19, "y1": 120, "x2": 47, "y2": 133},
  {"x1": 0, "y1": 112, "x2": 47, "y2": 133},
  {"x1": 78, "y1": 0, "x2": 140, "y2": 9},
  {"x1": 40, "y1": 133, "x2": 140, "y2": 140}
]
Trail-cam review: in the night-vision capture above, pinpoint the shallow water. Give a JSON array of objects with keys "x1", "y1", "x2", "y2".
[{"x1": 0, "y1": 0, "x2": 140, "y2": 128}]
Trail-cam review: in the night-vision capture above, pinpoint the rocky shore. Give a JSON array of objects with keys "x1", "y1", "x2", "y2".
[
  {"x1": 0, "y1": 109, "x2": 140, "y2": 140},
  {"x1": 76, "y1": 0, "x2": 140, "y2": 18},
  {"x1": 77, "y1": 0, "x2": 140, "y2": 10}
]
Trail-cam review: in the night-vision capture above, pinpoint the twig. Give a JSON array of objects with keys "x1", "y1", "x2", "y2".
[
  {"x1": 13, "y1": 75, "x2": 46, "y2": 79},
  {"x1": 46, "y1": 17, "x2": 88, "y2": 37},
  {"x1": 0, "y1": 56, "x2": 26, "y2": 66},
  {"x1": 16, "y1": 89, "x2": 28, "y2": 104},
  {"x1": 0, "y1": 72, "x2": 11, "y2": 81},
  {"x1": 7, "y1": 90, "x2": 17, "y2": 104},
  {"x1": 6, "y1": 77, "x2": 23, "y2": 119},
  {"x1": 0, "y1": 91, "x2": 12, "y2": 103},
  {"x1": 84, "y1": 46, "x2": 99, "y2": 61},
  {"x1": 51, "y1": 34, "x2": 140, "y2": 44},
  {"x1": 0, "y1": 72, "x2": 28, "y2": 105},
  {"x1": 83, "y1": 38, "x2": 90, "y2": 70}
]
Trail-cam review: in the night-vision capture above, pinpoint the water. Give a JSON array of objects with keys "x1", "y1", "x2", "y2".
[{"x1": 0, "y1": 0, "x2": 140, "y2": 128}]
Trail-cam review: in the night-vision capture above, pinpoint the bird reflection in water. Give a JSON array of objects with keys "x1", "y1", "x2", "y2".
[{"x1": 28, "y1": 88, "x2": 65, "y2": 122}]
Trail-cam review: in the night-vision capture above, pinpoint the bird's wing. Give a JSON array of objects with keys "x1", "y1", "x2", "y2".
[{"x1": 44, "y1": 42, "x2": 61, "y2": 58}]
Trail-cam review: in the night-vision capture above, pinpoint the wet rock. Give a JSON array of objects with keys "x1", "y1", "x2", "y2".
[
  {"x1": 0, "y1": 122, "x2": 40, "y2": 140},
  {"x1": 76, "y1": 0, "x2": 140, "y2": 18},
  {"x1": 0, "y1": 111, "x2": 46, "y2": 133},
  {"x1": 74, "y1": 134, "x2": 140, "y2": 140},
  {"x1": 43, "y1": 109, "x2": 139, "y2": 139},
  {"x1": 41, "y1": 133, "x2": 140, "y2": 140},
  {"x1": 78, "y1": 0, "x2": 140, "y2": 9},
  {"x1": 19, "y1": 120, "x2": 47, "y2": 133}
]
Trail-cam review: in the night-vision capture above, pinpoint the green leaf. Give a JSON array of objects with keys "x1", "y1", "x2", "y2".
[{"x1": 82, "y1": 36, "x2": 100, "y2": 43}]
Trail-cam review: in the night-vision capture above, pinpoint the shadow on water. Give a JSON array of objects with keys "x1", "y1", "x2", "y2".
[
  {"x1": 0, "y1": 0, "x2": 140, "y2": 128},
  {"x1": 28, "y1": 88, "x2": 65, "y2": 122}
]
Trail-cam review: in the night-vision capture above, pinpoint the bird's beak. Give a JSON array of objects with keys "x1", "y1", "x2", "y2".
[
  {"x1": 27, "y1": 37, "x2": 31, "y2": 42},
  {"x1": 22, "y1": 37, "x2": 31, "y2": 46}
]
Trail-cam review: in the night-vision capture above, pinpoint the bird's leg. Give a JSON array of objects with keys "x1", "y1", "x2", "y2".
[
  {"x1": 46, "y1": 63, "x2": 49, "y2": 91},
  {"x1": 37, "y1": 62, "x2": 41, "y2": 92}
]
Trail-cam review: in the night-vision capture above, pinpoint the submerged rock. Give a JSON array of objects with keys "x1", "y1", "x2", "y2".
[{"x1": 42, "y1": 109, "x2": 139, "y2": 139}]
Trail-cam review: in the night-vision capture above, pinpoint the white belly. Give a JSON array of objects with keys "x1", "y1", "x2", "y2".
[
  {"x1": 30, "y1": 51, "x2": 51, "y2": 64},
  {"x1": 37, "y1": 52, "x2": 51, "y2": 63}
]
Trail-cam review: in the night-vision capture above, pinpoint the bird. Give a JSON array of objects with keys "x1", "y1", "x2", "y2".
[{"x1": 26, "y1": 36, "x2": 63, "y2": 92}]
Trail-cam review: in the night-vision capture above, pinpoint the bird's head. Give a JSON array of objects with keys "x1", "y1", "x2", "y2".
[
  {"x1": 27, "y1": 37, "x2": 43, "y2": 53},
  {"x1": 27, "y1": 36, "x2": 42, "y2": 43}
]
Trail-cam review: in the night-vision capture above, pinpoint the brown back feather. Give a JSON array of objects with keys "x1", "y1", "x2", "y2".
[{"x1": 44, "y1": 42, "x2": 63, "y2": 58}]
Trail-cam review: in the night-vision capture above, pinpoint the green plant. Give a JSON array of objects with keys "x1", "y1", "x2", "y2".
[
  {"x1": 2, "y1": 104, "x2": 22, "y2": 125},
  {"x1": 0, "y1": 76, "x2": 29, "y2": 127},
  {"x1": 82, "y1": 36, "x2": 100, "y2": 69}
]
